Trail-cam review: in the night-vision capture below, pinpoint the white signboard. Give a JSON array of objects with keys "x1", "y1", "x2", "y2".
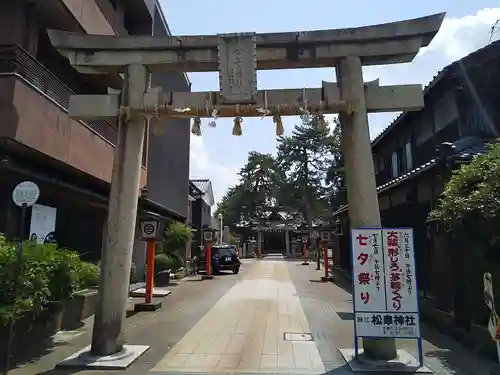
[
  {"x1": 139, "y1": 220, "x2": 160, "y2": 240},
  {"x1": 351, "y1": 228, "x2": 420, "y2": 339},
  {"x1": 29, "y1": 204, "x2": 57, "y2": 244},
  {"x1": 12, "y1": 181, "x2": 40, "y2": 207},
  {"x1": 382, "y1": 229, "x2": 419, "y2": 313},
  {"x1": 351, "y1": 229, "x2": 386, "y2": 311},
  {"x1": 355, "y1": 312, "x2": 420, "y2": 338}
]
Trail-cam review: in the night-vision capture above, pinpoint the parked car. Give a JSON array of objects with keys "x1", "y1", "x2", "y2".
[{"x1": 198, "y1": 245, "x2": 241, "y2": 274}]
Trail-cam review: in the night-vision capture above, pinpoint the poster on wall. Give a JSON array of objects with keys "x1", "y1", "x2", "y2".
[{"x1": 29, "y1": 204, "x2": 57, "y2": 244}]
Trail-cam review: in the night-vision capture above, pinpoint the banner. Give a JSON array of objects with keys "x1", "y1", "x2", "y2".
[
  {"x1": 29, "y1": 204, "x2": 57, "y2": 244},
  {"x1": 351, "y1": 228, "x2": 420, "y2": 339}
]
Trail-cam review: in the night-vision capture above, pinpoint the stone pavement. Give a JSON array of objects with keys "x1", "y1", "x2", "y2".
[
  {"x1": 9, "y1": 255, "x2": 500, "y2": 375},
  {"x1": 151, "y1": 255, "x2": 324, "y2": 373}
]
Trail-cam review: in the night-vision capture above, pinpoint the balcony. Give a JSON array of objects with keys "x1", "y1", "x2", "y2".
[
  {"x1": 0, "y1": 44, "x2": 118, "y2": 144},
  {"x1": 0, "y1": 44, "x2": 148, "y2": 169}
]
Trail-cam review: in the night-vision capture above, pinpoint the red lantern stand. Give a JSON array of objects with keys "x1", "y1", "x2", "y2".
[
  {"x1": 301, "y1": 236, "x2": 309, "y2": 265},
  {"x1": 320, "y1": 231, "x2": 333, "y2": 282},
  {"x1": 134, "y1": 214, "x2": 165, "y2": 312},
  {"x1": 202, "y1": 229, "x2": 215, "y2": 280}
]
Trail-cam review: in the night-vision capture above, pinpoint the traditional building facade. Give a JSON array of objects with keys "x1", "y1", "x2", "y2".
[
  {"x1": 189, "y1": 179, "x2": 215, "y2": 255},
  {"x1": 334, "y1": 40, "x2": 500, "y2": 351},
  {"x1": 0, "y1": 1, "x2": 191, "y2": 261}
]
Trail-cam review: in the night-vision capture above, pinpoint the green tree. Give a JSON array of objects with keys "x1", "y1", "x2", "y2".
[
  {"x1": 215, "y1": 184, "x2": 248, "y2": 226},
  {"x1": 429, "y1": 143, "x2": 500, "y2": 249},
  {"x1": 164, "y1": 221, "x2": 192, "y2": 252},
  {"x1": 215, "y1": 151, "x2": 282, "y2": 226},
  {"x1": 325, "y1": 118, "x2": 345, "y2": 213},
  {"x1": 276, "y1": 117, "x2": 341, "y2": 231}
]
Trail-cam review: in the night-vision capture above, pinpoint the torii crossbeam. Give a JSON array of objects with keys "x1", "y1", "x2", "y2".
[{"x1": 46, "y1": 12, "x2": 445, "y2": 366}]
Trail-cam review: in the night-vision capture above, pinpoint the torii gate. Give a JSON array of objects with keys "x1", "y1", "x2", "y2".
[{"x1": 47, "y1": 12, "x2": 444, "y2": 362}]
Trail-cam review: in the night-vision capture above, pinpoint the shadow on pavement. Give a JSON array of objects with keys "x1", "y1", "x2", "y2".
[
  {"x1": 36, "y1": 367, "x2": 82, "y2": 375},
  {"x1": 4, "y1": 305, "x2": 144, "y2": 374},
  {"x1": 165, "y1": 281, "x2": 180, "y2": 287},
  {"x1": 420, "y1": 324, "x2": 497, "y2": 375},
  {"x1": 321, "y1": 363, "x2": 357, "y2": 374},
  {"x1": 327, "y1": 268, "x2": 498, "y2": 375},
  {"x1": 0, "y1": 331, "x2": 80, "y2": 373},
  {"x1": 213, "y1": 271, "x2": 237, "y2": 276},
  {"x1": 3, "y1": 338, "x2": 58, "y2": 375}
]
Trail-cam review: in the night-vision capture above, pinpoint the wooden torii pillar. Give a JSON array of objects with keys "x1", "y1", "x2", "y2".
[{"x1": 47, "y1": 12, "x2": 444, "y2": 360}]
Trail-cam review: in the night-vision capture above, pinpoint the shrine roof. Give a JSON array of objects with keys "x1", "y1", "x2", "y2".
[{"x1": 262, "y1": 211, "x2": 296, "y2": 221}]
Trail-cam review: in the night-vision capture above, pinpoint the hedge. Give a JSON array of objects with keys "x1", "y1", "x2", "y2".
[{"x1": 0, "y1": 234, "x2": 99, "y2": 325}]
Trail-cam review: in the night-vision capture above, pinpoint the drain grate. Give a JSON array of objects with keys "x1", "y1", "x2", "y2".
[
  {"x1": 336, "y1": 312, "x2": 354, "y2": 321},
  {"x1": 283, "y1": 332, "x2": 314, "y2": 341}
]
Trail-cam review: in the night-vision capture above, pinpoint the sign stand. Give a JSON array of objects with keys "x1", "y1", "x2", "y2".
[
  {"x1": 3, "y1": 181, "x2": 40, "y2": 375},
  {"x1": 134, "y1": 214, "x2": 165, "y2": 312},
  {"x1": 340, "y1": 228, "x2": 429, "y2": 373}
]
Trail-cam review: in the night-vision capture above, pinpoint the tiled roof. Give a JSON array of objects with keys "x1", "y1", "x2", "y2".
[
  {"x1": 189, "y1": 180, "x2": 203, "y2": 195},
  {"x1": 190, "y1": 179, "x2": 210, "y2": 193},
  {"x1": 334, "y1": 137, "x2": 496, "y2": 216},
  {"x1": 371, "y1": 39, "x2": 500, "y2": 148}
]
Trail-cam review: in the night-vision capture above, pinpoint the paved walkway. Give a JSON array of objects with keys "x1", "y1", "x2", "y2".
[
  {"x1": 152, "y1": 256, "x2": 324, "y2": 373},
  {"x1": 9, "y1": 255, "x2": 500, "y2": 375}
]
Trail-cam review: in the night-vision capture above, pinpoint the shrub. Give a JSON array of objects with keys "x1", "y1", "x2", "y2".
[
  {"x1": 430, "y1": 143, "x2": 500, "y2": 250},
  {"x1": 168, "y1": 252, "x2": 183, "y2": 271},
  {"x1": 0, "y1": 238, "x2": 51, "y2": 321},
  {"x1": 0, "y1": 236, "x2": 102, "y2": 325},
  {"x1": 154, "y1": 253, "x2": 182, "y2": 273},
  {"x1": 164, "y1": 222, "x2": 192, "y2": 252},
  {"x1": 77, "y1": 262, "x2": 100, "y2": 287}
]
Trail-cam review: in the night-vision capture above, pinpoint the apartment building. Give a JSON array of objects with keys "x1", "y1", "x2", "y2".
[{"x1": 0, "y1": 0, "x2": 191, "y2": 258}]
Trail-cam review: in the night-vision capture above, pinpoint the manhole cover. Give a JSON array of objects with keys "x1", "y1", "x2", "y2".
[
  {"x1": 336, "y1": 312, "x2": 354, "y2": 321},
  {"x1": 283, "y1": 332, "x2": 313, "y2": 341}
]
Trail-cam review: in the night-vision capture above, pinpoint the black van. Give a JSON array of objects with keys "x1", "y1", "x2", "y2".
[{"x1": 198, "y1": 245, "x2": 240, "y2": 274}]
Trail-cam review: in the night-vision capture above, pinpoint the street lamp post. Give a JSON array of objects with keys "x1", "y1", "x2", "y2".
[{"x1": 218, "y1": 213, "x2": 223, "y2": 243}]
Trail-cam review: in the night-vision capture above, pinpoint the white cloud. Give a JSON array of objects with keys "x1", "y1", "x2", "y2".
[
  {"x1": 189, "y1": 134, "x2": 240, "y2": 204},
  {"x1": 366, "y1": 7, "x2": 500, "y2": 139},
  {"x1": 190, "y1": 8, "x2": 500, "y2": 204},
  {"x1": 421, "y1": 8, "x2": 500, "y2": 60}
]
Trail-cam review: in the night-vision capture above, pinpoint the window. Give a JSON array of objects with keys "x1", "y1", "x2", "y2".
[
  {"x1": 213, "y1": 247, "x2": 237, "y2": 257},
  {"x1": 380, "y1": 156, "x2": 386, "y2": 171},
  {"x1": 405, "y1": 142, "x2": 413, "y2": 171},
  {"x1": 397, "y1": 147, "x2": 405, "y2": 175},
  {"x1": 391, "y1": 151, "x2": 399, "y2": 178}
]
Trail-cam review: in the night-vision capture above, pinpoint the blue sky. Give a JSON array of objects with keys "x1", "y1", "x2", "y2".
[{"x1": 159, "y1": 0, "x2": 500, "y2": 203}]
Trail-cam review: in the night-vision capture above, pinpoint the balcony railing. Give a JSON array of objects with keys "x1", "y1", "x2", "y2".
[{"x1": 0, "y1": 44, "x2": 118, "y2": 146}]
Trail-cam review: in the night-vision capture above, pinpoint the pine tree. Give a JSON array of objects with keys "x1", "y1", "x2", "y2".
[{"x1": 276, "y1": 117, "x2": 341, "y2": 231}]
